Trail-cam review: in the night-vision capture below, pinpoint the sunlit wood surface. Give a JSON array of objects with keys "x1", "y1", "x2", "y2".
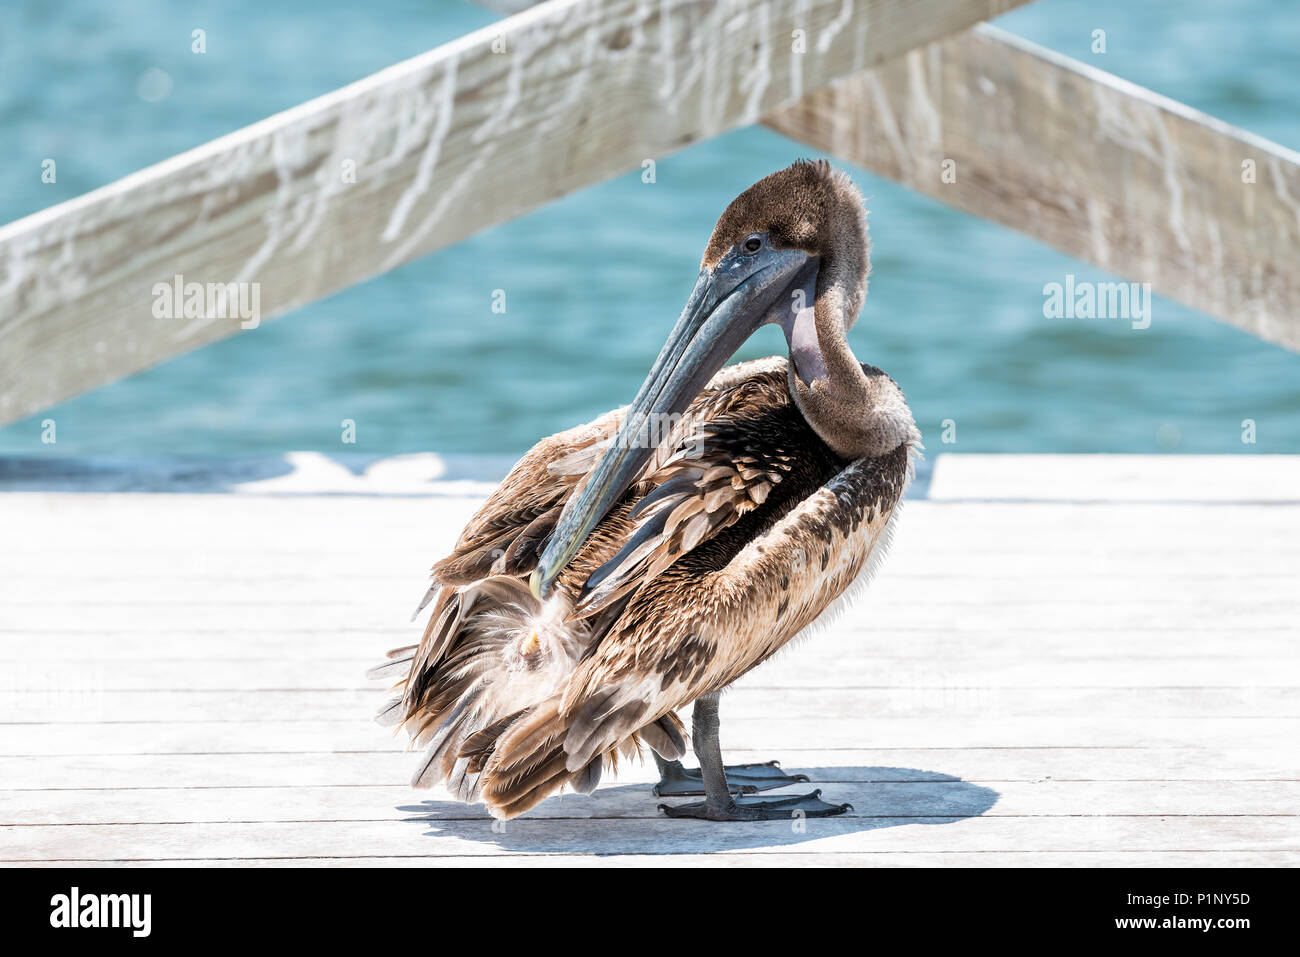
[{"x1": 2, "y1": 453, "x2": 1297, "y2": 866}]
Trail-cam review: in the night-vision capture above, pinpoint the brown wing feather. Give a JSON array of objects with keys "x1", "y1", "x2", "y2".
[
  {"x1": 422, "y1": 356, "x2": 789, "y2": 596},
  {"x1": 573, "y1": 378, "x2": 811, "y2": 616},
  {"x1": 579, "y1": 441, "x2": 913, "y2": 705}
]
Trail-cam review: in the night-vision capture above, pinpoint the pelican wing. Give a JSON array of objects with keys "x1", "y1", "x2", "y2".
[{"x1": 425, "y1": 356, "x2": 789, "y2": 593}]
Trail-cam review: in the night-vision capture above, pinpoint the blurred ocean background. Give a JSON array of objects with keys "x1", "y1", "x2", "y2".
[{"x1": 1, "y1": 0, "x2": 1297, "y2": 461}]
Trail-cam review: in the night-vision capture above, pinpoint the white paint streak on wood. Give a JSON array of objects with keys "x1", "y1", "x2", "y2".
[
  {"x1": 817, "y1": 0, "x2": 854, "y2": 54},
  {"x1": 380, "y1": 58, "x2": 459, "y2": 242}
]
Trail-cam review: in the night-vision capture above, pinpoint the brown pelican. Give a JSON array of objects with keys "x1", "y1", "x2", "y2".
[{"x1": 373, "y1": 160, "x2": 919, "y2": 821}]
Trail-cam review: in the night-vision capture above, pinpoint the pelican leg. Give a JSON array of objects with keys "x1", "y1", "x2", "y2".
[{"x1": 657, "y1": 694, "x2": 852, "y2": 821}]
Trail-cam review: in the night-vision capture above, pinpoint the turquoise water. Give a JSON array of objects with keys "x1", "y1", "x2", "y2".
[{"x1": 1, "y1": 0, "x2": 1297, "y2": 458}]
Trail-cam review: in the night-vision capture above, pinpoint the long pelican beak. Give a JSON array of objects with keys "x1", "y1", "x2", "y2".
[{"x1": 532, "y1": 244, "x2": 815, "y2": 598}]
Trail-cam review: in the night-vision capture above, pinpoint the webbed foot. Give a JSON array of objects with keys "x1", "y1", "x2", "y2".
[{"x1": 658, "y1": 788, "x2": 853, "y2": 821}]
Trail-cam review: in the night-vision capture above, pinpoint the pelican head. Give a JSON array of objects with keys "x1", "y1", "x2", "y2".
[{"x1": 533, "y1": 159, "x2": 871, "y2": 597}]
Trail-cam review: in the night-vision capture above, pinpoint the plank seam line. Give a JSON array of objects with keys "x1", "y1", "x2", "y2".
[
  {"x1": 923, "y1": 499, "x2": 1300, "y2": 507},
  {"x1": 1, "y1": 743, "x2": 1289, "y2": 750},
  {"x1": 8, "y1": 849, "x2": 1299, "y2": 863},
  {"x1": 6, "y1": 813, "x2": 1299, "y2": 827},
  {"x1": 6, "y1": 812, "x2": 1298, "y2": 826},
  {"x1": 7, "y1": 778, "x2": 1298, "y2": 792}
]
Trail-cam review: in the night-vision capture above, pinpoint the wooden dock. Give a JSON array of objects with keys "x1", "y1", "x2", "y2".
[{"x1": 3, "y1": 453, "x2": 1297, "y2": 866}]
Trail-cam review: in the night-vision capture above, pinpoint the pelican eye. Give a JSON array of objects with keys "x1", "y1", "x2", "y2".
[{"x1": 742, "y1": 235, "x2": 763, "y2": 254}]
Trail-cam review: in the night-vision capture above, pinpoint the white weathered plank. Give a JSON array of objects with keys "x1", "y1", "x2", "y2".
[
  {"x1": 13, "y1": 850, "x2": 1295, "y2": 867},
  {"x1": 1, "y1": 712, "x2": 1295, "y2": 753},
  {"x1": 4, "y1": 662, "x2": 1298, "y2": 727},
  {"x1": 4, "y1": 815, "x2": 1296, "y2": 862},
  {"x1": 5, "y1": 503, "x2": 1298, "y2": 612},
  {"x1": 5, "y1": 686, "x2": 1298, "y2": 732},
  {"x1": 0, "y1": 0, "x2": 1029, "y2": 426},
  {"x1": 1, "y1": 571, "x2": 1296, "y2": 609},
  {"x1": 1, "y1": 628, "x2": 1295, "y2": 664},
  {"x1": 765, "y1": 24, "x2": 1300, "y2": 352},
  {"x1": 3, "y1": 655, "x2": 1298, "y2": 699},
  {"x1": 3, "y1": 599, "x2": 1293, "y2": 637},
  {"x1": 927, "y1": 454, "x2": 1300, "y2": 502},
  {"x1": 4, "y1": 780, "x2": 1297, "y2": 826},
  {"x1": 5, "y1": 746, "x2": 1294, "y2": 791}
]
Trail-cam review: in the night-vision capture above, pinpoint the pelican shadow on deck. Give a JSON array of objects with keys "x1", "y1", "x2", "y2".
[{"x1": 398, "y1": 767, "x2": 1000, "y2": 855}]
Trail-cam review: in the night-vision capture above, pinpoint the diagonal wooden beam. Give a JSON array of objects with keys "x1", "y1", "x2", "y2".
[
  {"x1": 765, "y1": 24, "x2": 1300, "y2": 352},
  {"x1": 0, "y1": 0, "x2": 1030, "y2": 427}
]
